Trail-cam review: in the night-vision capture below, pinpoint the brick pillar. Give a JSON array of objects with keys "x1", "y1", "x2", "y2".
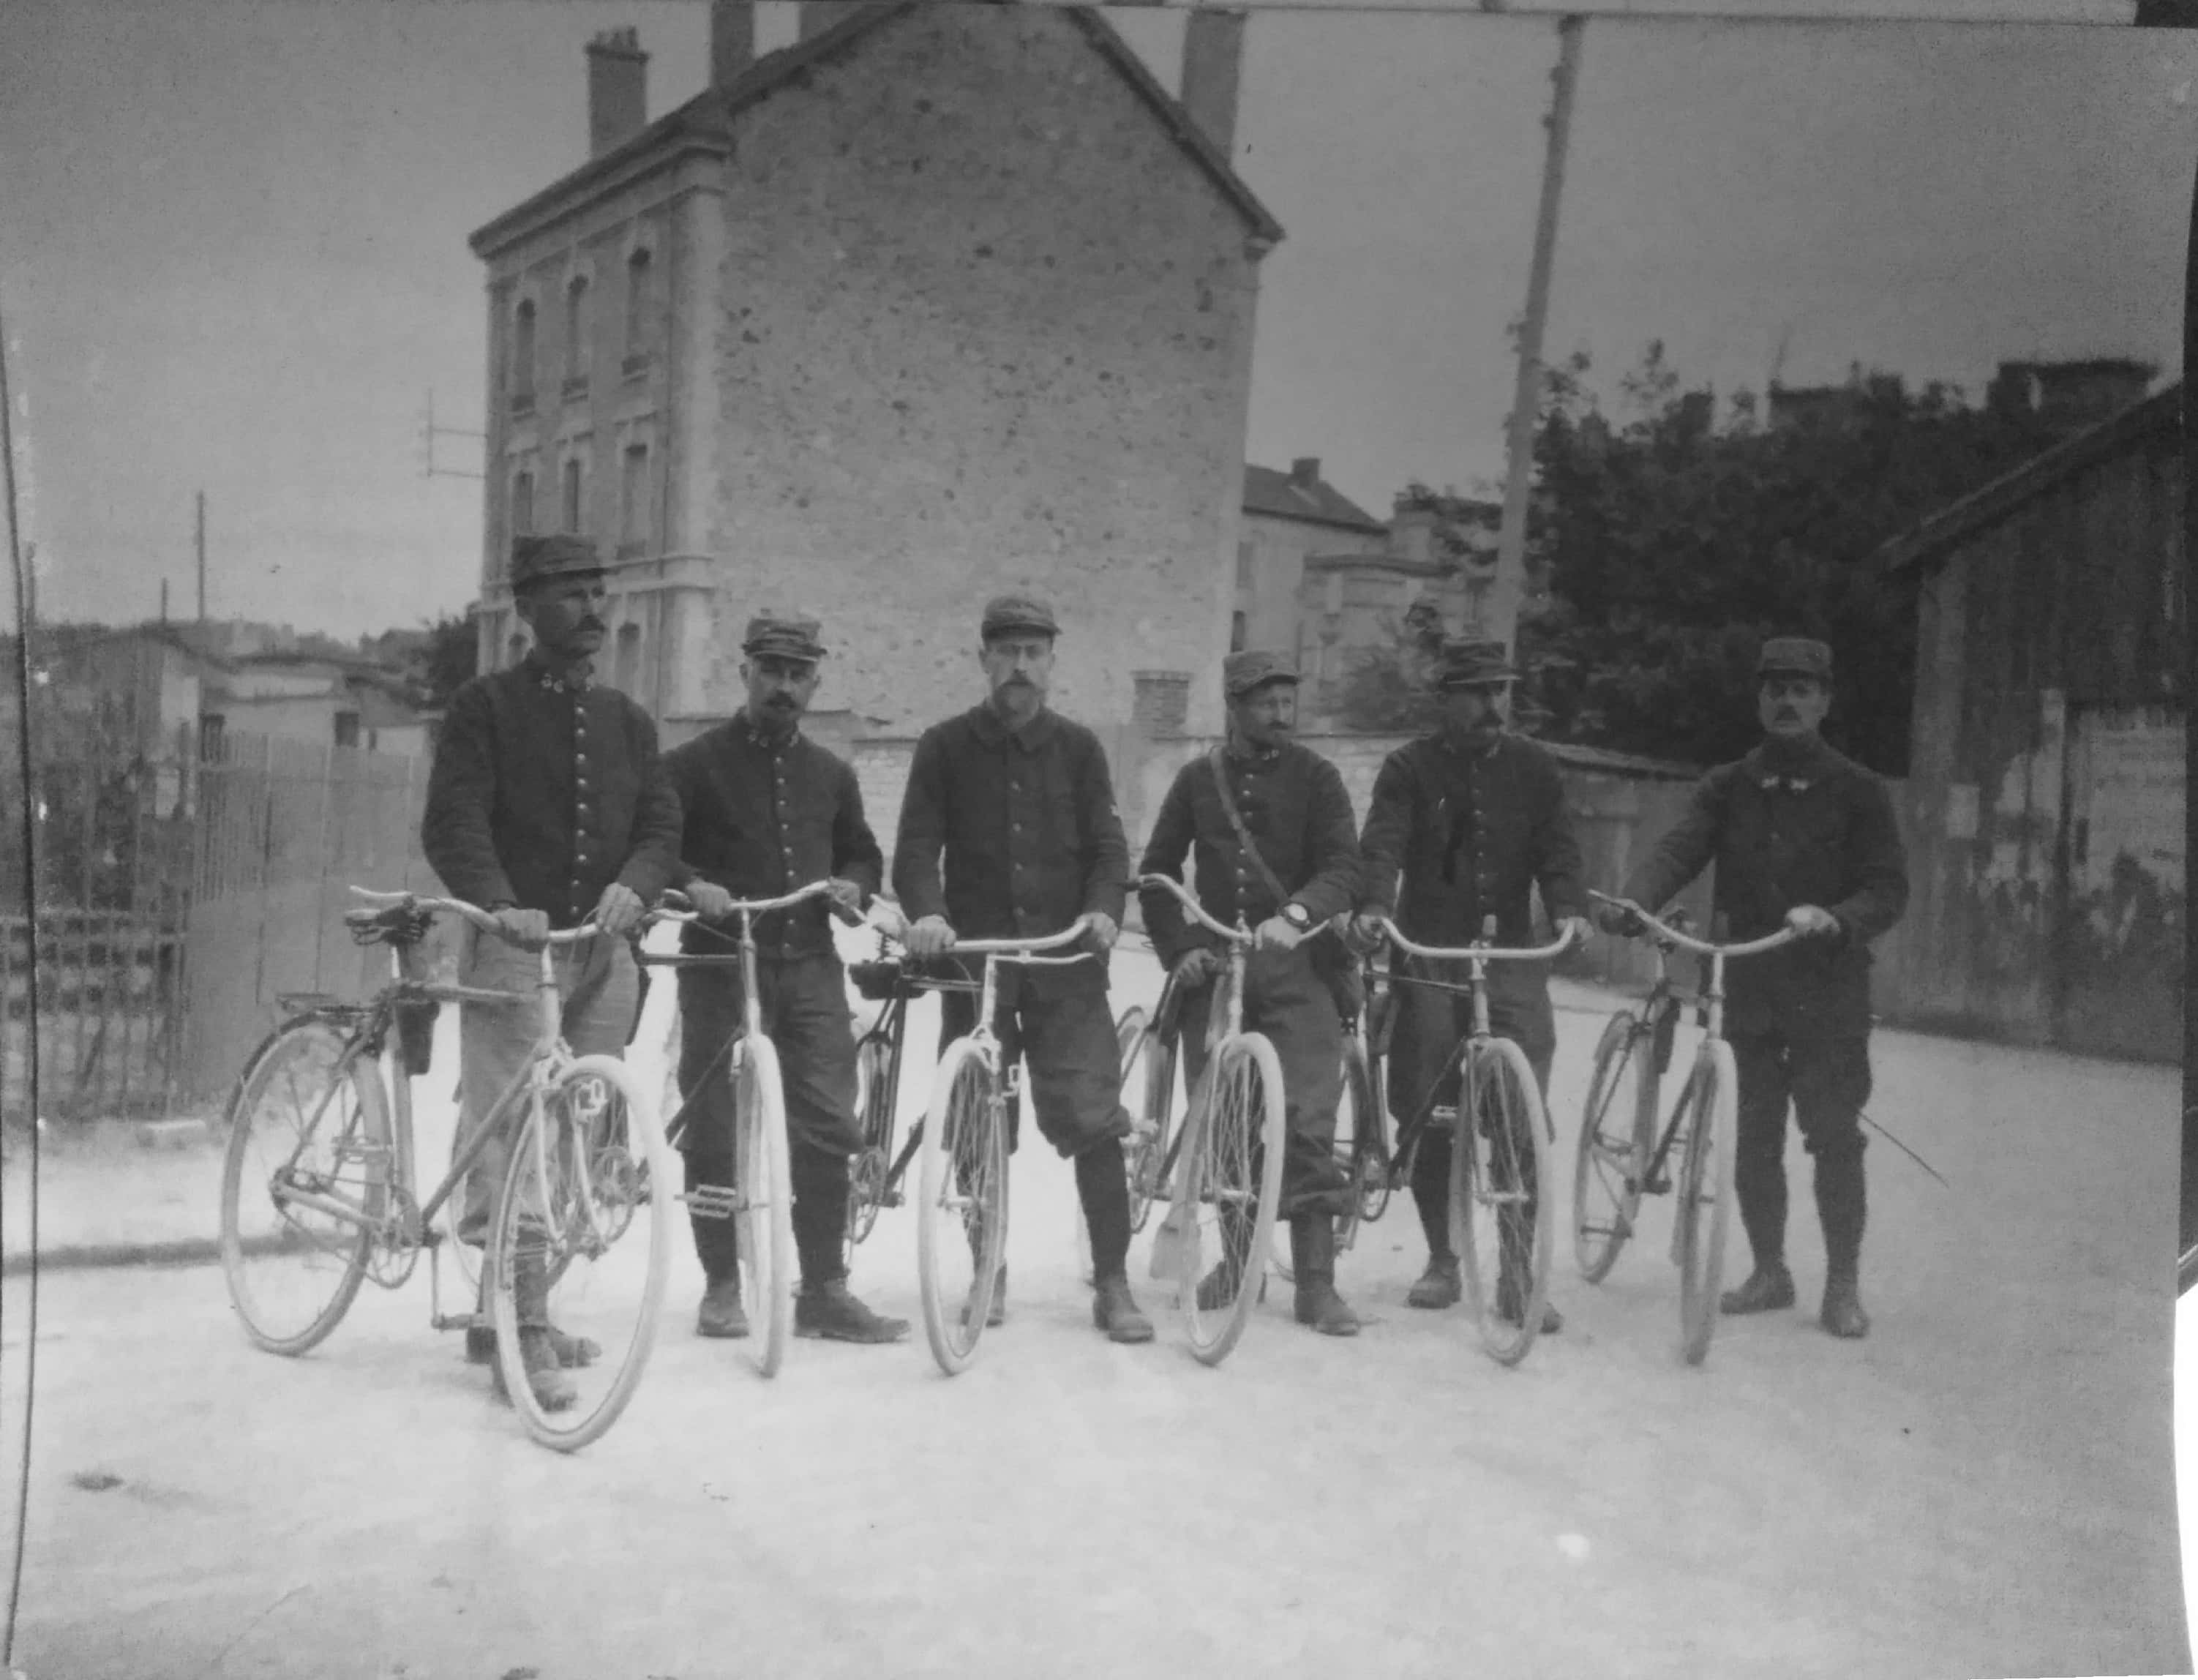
[{"x1": 1132, "y1": 670, "x2": 1191, "y2": 740}]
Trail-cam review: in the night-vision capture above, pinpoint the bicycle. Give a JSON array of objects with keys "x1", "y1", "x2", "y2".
[
  {"x1": 1575, "y1": 890, "x2": 1798, "y2": 1365},
  {"x1": 1265, "y1": 945, "x2": 1395, "y2": 1286},
  {"x1": 909, "y1": 918, "x2": 1100, "y2": 1376},
  {"x1": 1127, "y1": 874, "x2": 1288, "y2": 1367},
  {"x1": 640, "y1": 881, "x2": 858, "y2": 1376},
  {"x1": 217, "y1": 888, "x2": 674, "y2": 1452},
  {"x1": 1362, "y1": 914, "x2": 1583, "y2": 1367}
]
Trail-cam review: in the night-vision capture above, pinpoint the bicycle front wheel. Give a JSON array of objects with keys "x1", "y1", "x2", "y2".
[
  {"x1": 486, "y1": 1055, "x2": 672, "y2": 1452},
  {"x1": 1573, "y1": 1010, "x2": 1654, "y2": 1284},
  {"x1": 915, "y1": 1037, "x2": 1010, "y2": 1374},
  {"x1": 733, "y1": 1035, "x2": 797, "y2": 1376},
  {"x1": 220, "y1": 1014, "x2": 389, "y2": 1356},
  {"x1": 1179, "y1": 1032, "x2": 1286, "y2": 1367},
  {"x1": 844, "y1": 1033, "x2": 895, "y2": 1265},
  {"x1": 1675, "y1": 1040, "x2": 1738, "y2": 1366},
  {"x1": 1454, "y1": 1035, "x2": 1555, "y2": 1368}
]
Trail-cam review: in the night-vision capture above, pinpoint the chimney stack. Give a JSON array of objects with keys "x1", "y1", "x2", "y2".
[
  {"x1": 1290, "y1": 456, "x2": 1319, "y2": 490},
  {"x1": 798, "y1": 2, "x2": 866, "y2": 42},
  {"x1": 710, "y1": 1, "x2": 755, "y2": 89},
  {"x1": 1181, "y1": 9, "x2": 1247, "y2": 157},
  {"x1": 585, "y1": 28, "x2": 648, "y2": 160}
]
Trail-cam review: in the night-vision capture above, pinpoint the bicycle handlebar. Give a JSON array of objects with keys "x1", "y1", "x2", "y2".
[
  {"x1": 1136, "y1": 873, "x2": 1253, "y2": 945},
  {"x1": 654, "y1": 881, "x2": 858, "y2": 925},
  {"x1": 940, "y1": 915, "x2": 1099, "y2": 959},
  {"x1": 1588, "y1": 890, "x2": 1798, "y2": 959},
  {"x1": 1371, "y1": 916, "x2": 1579, "y2": 964},
  {"x1": 348, "y1": 887, "x2": 600, "y2": 947}
]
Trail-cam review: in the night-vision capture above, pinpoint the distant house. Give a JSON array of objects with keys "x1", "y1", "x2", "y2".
[
  {"x1": 206, "y1": 654, "x2": 432, "y2": 758},
  {"x1": 468, "y1": 0, "x2": 1283, "y2": 740},
  {"x1": 1235, "y1": 457, "x2": 1387, "y2": 662},
  {"x1": 1878, "y1": 380, "x2": 2183, "y2": 1062}
]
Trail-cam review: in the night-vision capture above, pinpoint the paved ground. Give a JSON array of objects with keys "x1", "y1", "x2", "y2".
[{"x1": 0, "y1": 934, "x2": 2186, "y2": 1680}]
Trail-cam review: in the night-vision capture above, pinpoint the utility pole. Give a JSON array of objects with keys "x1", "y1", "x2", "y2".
[
  {"x1": 160, "y1": 578, "x2": 169, "y2": 623},
  {"x1": 195, "y1": 491, "x2": 207, "y2": 624},
  {"x1": 1483, "y1": 14, "x2": 1583, "y2": 655},
  {"x1": 421, "y1": 389, "x2": 486, "y2": 481}
]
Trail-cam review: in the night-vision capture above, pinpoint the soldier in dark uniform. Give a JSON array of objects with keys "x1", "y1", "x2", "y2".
[
  {"x1": 893, "y1": 595, "x2": 1155, "y2": 1345},
  {"x1": 1608, "y1": 636, "x2": 1908, "y2": 1339},
  {"x1": 666, "y1": 614, "x2": 907, "y2": 1347},
  {"x1": 421, "y1": 533, "x2": 683, "y2": 1411},
  {"x1": 1137, "y1": 649, "x2": 1363, "y2": 1337},
  {"x1": 1352, "y1": 639, "x2": 1592, "y2": 1330}
]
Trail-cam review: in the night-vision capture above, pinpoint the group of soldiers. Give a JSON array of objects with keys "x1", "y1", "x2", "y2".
[{"x1": 421, "y1": 532, "x2": 1908, "y2": 1411}]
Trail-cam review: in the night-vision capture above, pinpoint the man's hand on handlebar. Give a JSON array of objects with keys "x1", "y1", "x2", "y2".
[
  {"x1": 1784, "y1": 904, "x2": 1840, "y2": 940},
  {"x1": 1596, "y1": 901, "x2": 1646, "y2": 939},
  {"x1": 683, "y1": 881, "x2": 736, "y2": 922},
  {"x1": 1556, "y1": 915, "x2": 1594, "y2": 948},
  {"x1": 492, "y1": 906, "x2": 552, "y2": 950},
  {"x1": 592, "y1": 882, "x2": 645, "y2": 940},
  {"x1": 1171, "y1": 945, "x2": 1224, "y2": 989},
  {"x1": 1253, "y1": 914, "x2": 1302, "y2": 953},
  {"x1": 904, "y1": 915, "x2": 957, "y2": 958},
  {"x1": 824, "y1": 877, "x2": 866, "y2": 923},
  {"x1": 1347, "y1": 911, "x2": 1388, "y2": 953},
  {"x1": 1082, "y1": 912, "x2": 1119, "y2": 954}
]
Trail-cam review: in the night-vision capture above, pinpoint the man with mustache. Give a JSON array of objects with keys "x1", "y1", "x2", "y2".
[
  {"x1": 664, "y1": 615, "x2": 907, "y2": 1345},
  {"x1": 1352, "y1": 638, "x2": 1592, "y2": 1330},
  {"x1": 894, "y1": 595, "x2": 1154, "y2": 1343},
  {"x1": 1607, "y1": 637, "x2": 1908, "y2": 1339},
  {"x1": 1137, "y1": 649, "x2": 1364, "y2": 1336},
  {"x1": 422, "y1": 533, "x2": 683, "y2": 1411}
]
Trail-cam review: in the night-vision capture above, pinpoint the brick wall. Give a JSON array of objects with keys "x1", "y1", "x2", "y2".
[{"x1": 701, "y1": 5, "x2": 1264, "y2": 740}]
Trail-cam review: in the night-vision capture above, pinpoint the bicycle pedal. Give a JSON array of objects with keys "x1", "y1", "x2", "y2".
[
  {"x1": 682, "y1": 1186, "x2": 740, "y2": 1220},
  {"x1": 1644, "y1": 1176, "x2": 1672, "y2": 1196},
  {"x1": 1428, "y1": 1106, "x2": 1458, "y2": 1133},
  {"x1": 881, "y1": 1190, "x2": 904, "y2": 1210}
]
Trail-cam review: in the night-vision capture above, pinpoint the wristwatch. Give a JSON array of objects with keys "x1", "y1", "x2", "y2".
[{"x1": 1280, "y1": 902, "x2": 1313, "y2": 931}]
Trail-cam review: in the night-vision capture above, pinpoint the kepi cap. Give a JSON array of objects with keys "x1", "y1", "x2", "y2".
[
  {"x1": 1223, "y1": 649, "x2": 1300, "y2": 699},
  {"x1": 980, "y1": 594, "x2": 1060, "y2": 641},
  {"x1": 1436, "y1": 637, "x2": 1518, "y2": 690},
  {"x1": 742, "y1": 613, "x2": 828, "y2": 663},
  {"x1": 509, "y1": 533, "x2": 605, "y2": 591},
  {"x1": 1757, "y1": 636, "x2": 1833, "y2": 681}
]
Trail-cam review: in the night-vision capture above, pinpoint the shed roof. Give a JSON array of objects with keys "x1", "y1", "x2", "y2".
[{"x1": 1878, "y1": 382, "x2": 2182, "y2": 574}]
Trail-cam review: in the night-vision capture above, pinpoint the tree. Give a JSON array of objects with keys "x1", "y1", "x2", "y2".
[{"x1": 410, "y1": 609, "x2": 480, "y2": 713}]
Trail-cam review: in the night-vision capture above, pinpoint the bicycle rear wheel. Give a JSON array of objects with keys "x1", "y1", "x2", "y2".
[
  {"x1": 1675, "y1": 1040, "x2": 1738, "y2": 1366},
  {"x1": 1114, "y1": 1005, "x2": 1171, "y2": 1237},
  {"x1": 1573, "y1": 1009, "x2": 1655, "y2": 1284},
  {"x1": 844, "y1": 1032, "x2": 896, "y2": 1267},
  {"x1": 733, "y1": 1035, "x2": 797, "y2": 1376},
  {"x1": 486, "y1": 1055, "x2": 672, "y2": 1452},
  {"x1": 1179, "y1": 1032, "x2": 1286, "y2": 1366},
  {"x1": 915, "y1": 1038, "x2": 1010, "y2": 1375},
  {"x1": 220, "y1": 1015, "x2": 389, "y2": 1356},
  {"x1": 1453, "y1": 1035, "x2": 1555, "y2": 1368},
  {"x1": 1340, "y1": 1034, "x2": 1387, "y2": 1246}
]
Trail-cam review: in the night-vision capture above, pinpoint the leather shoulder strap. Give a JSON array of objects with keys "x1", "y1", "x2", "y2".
[{"x1": 1207, "y1": 746, "x2": 1291, "y2": 907}]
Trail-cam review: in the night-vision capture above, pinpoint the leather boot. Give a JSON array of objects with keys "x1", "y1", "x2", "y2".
[
  {"x1": 1820, "y1": 1274, "x2": 1870, "y2": 1339},
  {"x1": 490, "y1": 1250, "x2": 577, "y2": 1412},
  {"x1": 1720, "y1": 1260, "x2": 1796, "y2": 1315},
  {"x1": 796, "y1": 1278, "x2": 909, "y2": 1344},
  {"x1": 960, "y1": 1261, "x2": 1007, "y2": 1330},
  {"x1": 1092, "y1": 1274, "x2": 1155, "y2": 1344},
  {"x1": 1290, "y1": 1215, "x2": 1359, "y2": 1338},
  {"x1": 1815, "y1": 1152, "x2": 1869, "y2": 1339},
  {"x1": 1407, "y1": 1253, "x2": 1462, "y2": 1309},
  {"x1": 465, "y1": 1273, "x2": 600, "y2": 1367},
  {"x1": 697, "y1": 1271, "x2": 749, "y2": 1338}
]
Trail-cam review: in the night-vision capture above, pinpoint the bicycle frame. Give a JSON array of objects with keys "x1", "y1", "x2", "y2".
[{"x1": 1131, "y1": 874, "x2": 1259, "y2": 1195}]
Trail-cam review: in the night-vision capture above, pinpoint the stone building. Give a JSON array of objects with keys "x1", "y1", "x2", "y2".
[
  {"x1": 468, "y1": 0, "x2": 1282, "y2": 741},
  {"x1": 1233, "y1": 456, "x2": 1387, "y2": 659}
]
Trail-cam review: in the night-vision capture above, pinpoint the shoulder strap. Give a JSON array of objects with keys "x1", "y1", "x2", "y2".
[{"x1": 1207, "y1": 746, "x2": 1292, "y2": 907}]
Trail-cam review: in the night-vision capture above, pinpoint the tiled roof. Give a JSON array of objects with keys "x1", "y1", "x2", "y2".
[
  {"x1": 1242, "y1": 465, "x2": 1386, "y2": 533},
  {"x1": 1878, "y1": 382, "x2": 2180, "y2": 574},
  {"x1": 472, "y1": 1, "x2": 1284, "y2": 259}
]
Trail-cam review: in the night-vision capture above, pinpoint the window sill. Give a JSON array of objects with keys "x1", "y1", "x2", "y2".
[
  {"x1": 509, "y1": 393, "x2": 536, "y2": 419},
  {"x1": 562, "y1": 375, "x2": 590, "y2": 402}
]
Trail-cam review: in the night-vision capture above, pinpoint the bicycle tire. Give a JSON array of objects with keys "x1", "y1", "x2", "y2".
[
  {"x1": 486, "y1": 1055, "x2": 672, "y2": 1452},
  {"x1": 915, "y1": 1037, "x2": 1010, "y2": 1375},
  {"x1": 1179, "y1": 1032, "x2": 1286, "y2": 1367},
  {"x1": 1572, "y1": 1009, "x2": 1654, "y2": 1284},
  {"x1": 1116, "y1": 1005, "x2": 1171, "y2": 1237},
  {"x1": 1343, "y1": 1033, "x2": 1389, "y2": 1237},
  {"x1": 844, "y1": 1033, "x2": 896, "y2": 1264},
  {"x1": 1453, "y1": 1035, "x2": 1556, "y2": 1368},
  {"x1": 219, "y1": 1013, "x2": 389, "y2": 1357},
  {"x1": 732, "y1": 1034, "x2": 797, "y2": 1376},
  {"x1": 1676, "y1": 1040, "x2": 1738, "y2": 1366}
]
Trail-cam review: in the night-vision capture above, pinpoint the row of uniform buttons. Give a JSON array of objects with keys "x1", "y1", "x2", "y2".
[{"x1": 572, "y1": 691, "x2": 593, "y2": 922}]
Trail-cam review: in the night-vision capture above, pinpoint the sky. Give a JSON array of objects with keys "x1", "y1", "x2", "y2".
[{"x1": 1, "y1": 0, "x2": 2192, "y2": 636}]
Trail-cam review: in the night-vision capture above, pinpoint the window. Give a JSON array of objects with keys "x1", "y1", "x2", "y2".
[
  {"x1": 511, "y1": 299, "x2": 536, "y2": 405},
  {"x1": 615, "y1": 622, "x2": 642, "y2": 693},
  {"x1": 198, "y1": 715, "x2": 226, "y2": 760},
  {"x1": 620, "y1": 443, "x2": 650, "y2": 546},
  {"x1": 561, "y1": 458, "x2": 583, "y2": 533},
  {"x1": 624, "y1": 249, "x2": 653, "y2": 359},
  {"x1": 565, "y1": 275, "x2": 591, "y2": 386},
  {"x1": 511, "y1": 470, "x2": 535, "y2": 539},
  {"x1": 334, "y1": 712, "x2": 361, "y2": 750},
  {"x1": 1235, "y1": 539, "x2": 1255, "y2": 590},
  {"x1": 1230, "y1": 611, "x2": 1248, "y2": 653}
]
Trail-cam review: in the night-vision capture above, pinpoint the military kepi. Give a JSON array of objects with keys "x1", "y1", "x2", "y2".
[
  {"x1": 508, "y1": 533, "x2": 605, "y2": 590},
  {"x1": 742, "y1": 613, "x2": 828, "y2": 662},
  {"x1": 980, "y1": 594, "x2": 1060, "y2": 640},
  {"x1": 1758, "y1": 636, "x2": 1833, "y2": 681},
  {"x1": 1223, "y1": 649, "x2": 1300, "y2": 698},
  {"x1": 1436, "y1": 637, "x2": 1517, "y2": 690}
]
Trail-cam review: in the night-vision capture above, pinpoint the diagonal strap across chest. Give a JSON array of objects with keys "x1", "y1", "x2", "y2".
[{"x1": 1207, "y1": 746, "x2": 1291, "y2": 907}]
